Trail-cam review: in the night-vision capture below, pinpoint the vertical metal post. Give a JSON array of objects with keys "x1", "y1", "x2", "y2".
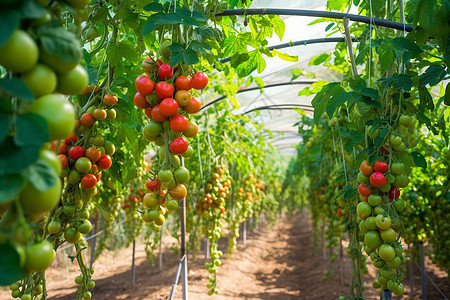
[
  {"x1": 159, "y1": 230, "x2": 163, "y2": 270},
  {"x1": 180, "y1": 157, "x2": 188, "y2": 300},
  {"x1": 131, "y1": 239, "x2": 136, "y2": 286},
  {"x1": 409, "y1": 247, "x2": 414, "y2": 299},
  {"x1": 382, "y1": 289, "x2": 392, "y2": 300},
  {"x1": 204, "y1": 238, "x2": 209, "y2": 259},
  {"x1": 340, "y1": 238, "x2": 345, "y2": 286},
  {"x1": 321, "y1": 225, "x2": 327, "y2": 259},
  {"x1": 420, "y1": 242, "x2": 426, "y2": 300},
  {"x1": 242, "y1": 221, "x2": 247, "y2": 245},
  {"x1": 89, "y1": 224, "x2": 96, "y2": 269}
]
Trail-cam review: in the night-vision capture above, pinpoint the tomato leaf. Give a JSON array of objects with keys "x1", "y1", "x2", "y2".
[
  {"x1": 14, "y1": 113, "x2": 49, "y2": 147},
  {"x1": 38, "y1": 22, "x2": 82, "y2": 63},
  {"x1": 183, "y1": 49, "x2": 199, "y2": 66},
  {"x1": 0, "y1": 243, "x2": 24, "y2": 286},
  {"x1": 0, "y1": 78, "x2": 34, "y2": 102},
  {"x1": 0, "y1": 137, "x2": 39, "y2": 174},
  {"x1": 271, "y1": 15, "x2": 285, "y2": 40},
  {"x1": 26, "y1": 159, "x2": 57, "y2": 192},
  {"x1": 415, "y1": 0, "x2": 439, "y2": 34},
  {"x1": 411, "y1": 151, "x2": 427, "y2": 169},
  {"x1": 419, "y1": 65, "x2": 447, "y2": 87},
  {"x1": 379, "y1": 45, "x2": 395, "y2": 74},
  {"x1": 309, "y1": 53, "x2": 331, "y2": 66},
  {"x1": 390, "y1": 37, "x2": 423, "y2": 53},
  {"x1": 0, "y1": 9, "x2": 20, "y2": 48},
  {"x1": 0, "y1": 113, "x2": 12, "y2": 144},
  {"x1": 0, "y1": 174, "x2": 25, "y2": 204},
  {"x1": 18, "y1": 0, "x2": 46, "y2": 19}
]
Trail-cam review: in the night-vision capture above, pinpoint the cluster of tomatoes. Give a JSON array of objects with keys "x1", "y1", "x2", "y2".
[{"x1": 356, "y1": 159, "x2": 407, "y2": 295}]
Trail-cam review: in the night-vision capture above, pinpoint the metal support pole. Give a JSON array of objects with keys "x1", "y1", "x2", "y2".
[
  {"x1": 89, "y1": 224, "x2": 96, "y2": 269},
  {"x1": 204, "y1": 238, "x2": 209, "y2": 259},
  {"x1": 409, "y1": 248, "x2": 414, "y2": 299},
  {"x1": 159, "y1": 230, "x2": 163, "y2": 270},
  {"x1": 420, "y1": 242, "x2": 426, "y2": 300},
  {"x1": 382, "y1": 289, "x2": 392, "y2": 300},
  {"x1": 340, "y1": 238, "x2": 345, "y2": 286},
  {"x1": 130, "y1": 239, "x2": 136, "y2": 286},
  {"x1": 242, "y1": 221, "x2": 247, "y2": 245},
  {"x1": 321, "y1": 225, "x2": 327, "y2": 259},
  {"x1": 180, "y1": 157, "x2": 188, "y2": 300}
]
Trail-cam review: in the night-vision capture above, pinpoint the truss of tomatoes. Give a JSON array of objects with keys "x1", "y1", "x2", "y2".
[{"x1": 196, "y1": 167, "x2": 230, "y2": 217}]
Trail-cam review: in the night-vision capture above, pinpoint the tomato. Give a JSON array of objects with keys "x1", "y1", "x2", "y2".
[
  {"x1": 97, "y1": 154, "x2": 112, "y2": 170},
  {"x1": 21, "y1": 63, "x2": 57, "y2": 97},
  {"x1": 135, "y1": 75, "x2": 155, "y2": 96},
  {"x1": 155, "y1": 214, "x2": 165, "y2": 226},
  {"x1": 57, "y1": 154, "x2": 68, "y2": 170},
  {"x1": 391, "y1": 162, "x2": 404, "y2": 175},
  {"x1": 77, "y1": 220, "x2": 92, "y2": 234},
  {"x1": 175, "y1": 75, "x2": 191, "y2": 90},
  {"x1": 375, "y1": 214, "x2": 391, "y2": 229},
  {"x1": 183, "y1": 96, "x2": 201, "y2": 114},
  {"x1": 68, "y1": 145, "x2": 85, "y2": 160},
  {"x1": 48, "y1": 220, "x2": 62, "y2": 234},
  {"x1": 389, "y1": 186, "x2": 400, "y2": 199},
  {"x1": 337, "y1": 208, "x2": 342, "y2": 217},
  {"x1": 379, "y1": 244, "x2": 395, "y2": 261},
  {"x1": 103, "y1": 94, "x2": 118, "y2": 106},
  {"x1": 80, "y1": 173, "x2": 97, "y2": 189},
  {"x1": 68, "y1": 169, "x2": 82, "y2": 184},
  {"x1": 394, "y1": 174, "x2": 409, "y2": 188},
  {"x1": 170, "y1": 114, "x2": 189, "y2": 132},
  {"x1": 107, "y1": 109, "x2": 117, "y2": 120},
  {"x1": 358, "y1": 184, "x2": 372, "y2": 197},
  {"x1": 134, "y1": 92, "x2": 150, "y2": 109},
  {"x1": 170, "y1": 137, "x2": 188, "y2": 154},
  {"x1": 166, "y1": 199, "x2": 179, "y2": 210},
  {"x1": 357, "y1": 172, "x2": 369, "y2": 185},
  {"x1": 169, "y1": 184, "x2": 187, "y2": 200},
  {"x1": 393, "y1": 198, "x2": 405, "y2": 212},
  {"x1": 385, "y1": 256, "x2": 401, "y2": 268},
  {"x1": 158, "y1": 63, "x2": 173, "y2": 80},
  {"x1": 95, "y1": 171, "x2": 102, "y2": 181},
  {"x1": 39, "y1": 149, "x2": 61, "y2": 174},
  {"x1": 146, "y1": 178, "x2": 161, "y2": 192},
  {"x1": 75, "y1": 157, "x2": 92, "y2": 173},
  {"x1": 160, "y1": 40, "x2": 171, "y2": 58},
  {"x1": 373, "y1": 160, "x2": 388, "y2": 173},
  {"x1": 68, "y1": 0, "x2": 90, "y2": 9},
  {"x1": 174, "y1": 90, "x2": 192, "y2": 106},
  {"x1": 24, "y1": 240, "x2": 55, "y2": 272},
  {"x1": 65, "y1": 133, "x2": 77, "y2": 145},
  {"x1": 160, "y1": 98, "x2": 179, "y2": 117},
  {"x1": 64, "y1": 228, "x2": 82, "y2": 244},
  {"x1": 365, "y1": 216, "x2": 377, "y2": 230},
  {"x1": 80, "y1": 113, "x2": 95, "y2": 127},
  {"x1": 380, "y1": 228, "x2": 396, "y2": 243},
  {"x1": 27, "y1": 94, "x2": 75, "y2": 140},
  {"x1": 182, "y1": 146, "x2": 194, "y2": 158},
  {"x1": 368, "y1": 194, "x2": 381, "y2": 206},
  {"x1": 144, "y1": 120, "x2": 162, "y2": 138},
  {"x1": 144, "y1": 107, "x2": 153, "y2": 119},
  {"x1": 93, "y1": 108, "x2": 107, "y2": 121},
  {"x1": 57, "y1": 65, "x2": 89, "y2": 95},
  {"x1": 370, "y1": 172, "x2": 387, "y2": 188},
  {"x1": 191, "y1": 71, "x2": 208, "y2": 90},
  {"x1": 151, "y1": 104, "x2": 167, "y2": 122},
  {"x1": 85, "y1": 147, "x2": 101, "y2": 162},
  {"x1": 183, "y1": 121, "x2": 198, "y2": 138},
  {"x1": 155, "y1": 81, "x2": 174, "y2": 99},
  {"x1": 399, "y1": 115, "x2": 411, "y2": 126},
  {"x1": 143, "y1": 193, "x2": 158, "y2": 209},
  {"x1": 174, "y1": 166, "x2": 190, "y2": 184},
  {"x1": 392, "y1": 283, "x2": 404, "y2": 296},
  {"x1": 359, "y1": 160, "x2": 373, "y2": 176},
  {"x1": 93, "y1": 135, "x2": 105, "y2": 146},
  {"x1": 0, "y1": 30, "x2": 38, "y2": 73},
  {"x1": 381, "y1": 143, "x2": 390, "y2": 155},
  {"x1": 86, "y1": 280, "x2": 95, "y2": 289},
  {"x1": 364, "y1": 231, "x2": 381, "y2": 249},
  {"x1": 142, "y1": 57, "x2": 154, "y2": 73},
  {"x1": 357, "y1": 201, "x2": 371, "y2": 219},
  {"x1": 19, "y1": 176, "x2": 61, "y2": 215}
]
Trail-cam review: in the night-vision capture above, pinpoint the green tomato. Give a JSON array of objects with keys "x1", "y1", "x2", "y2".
[
  {"x1": 0, "y1": 30, "x2": 38, "y2": 73},
  {"x1": 39, "y1": 149, "x2": 61, "y2": 175},
  {"x1": 379, "y1": 182, "x2": 391, "y2": 193},
  {"x1": 182, "y1": 146, "x2": 194, "y2": 158},
  {"x1": 39, "y1": 45, "x2": 80, "y2": 73},
  {"x1": 174, "y1": 166, "x2": 190, "y2": 184},
  {"x1": 368, "y1": 194, "x2": 381, "y2": 206},
  {"x1": 48, "y1": 220, "x2": 62, "y2": 234},
  {"x1": 21, "y1": 63, "x2": 57, "y2": 97},
  {"x1": 19, "y1": 178, "x2": 61, "y2": 215},
  {"x1": 365, "y1": 231, "x2": 381, "y2": 249},
  {"x1": 391, "y1": 162, "x2": 404, "y2": 175},
  {"x1": 64, "y1": 228, "x2": 82, "y2": 244},
  {"x1": 104, "y1": 141, "x2": 115, "y2": 155},
  {"x1": 357, "y1": 201, "x2": 371, "y2": 219},
  {"x1": 365, "y1": 216, "x2": 377, "y2": 230},
  {"x1": 379, "y1": 244, "x2": 395, "y2": 261},
  {"x1": 77, "y1": 220, "x2": 92, "y2": 234},
  {"x1": 158, "y1": 170, "x2": 173, "y2": 182},
  {"x1": 380, "y1": 228, "x2": 397, "y2": 243},
  {"x1": 399, "y1": 115, "x2": 411, "y2": 126},
  {"x1": 144, "y1": 120, "x2": 162, "y2": 138},
  {"x1": 57, "y1": 64, "x2": 89, "y2": 95},
  {"x1": 27, "y1": 94, "x2": 75, "y2": 141},
  {"x1": 165, "y1": 199, "x2": 179, "y2": 210},
  {"x1": 24, "y1": 240, "x2": 55, "y2": 272},
  {"x1": 69, "y1": 169, "x2": 82, "y2": 184},
  {"x1": 148, "y1": 210, "x2": 160, "y2": 221},
  {"x1": 75, "y1": 157, "x2": 92, "y2": 173},
  {"x1": 393, "y1": 199, "x2": 406, "y2": 212},
  {"x1": 357, "y1": 172, "x2": 369, "y2": 185},
  {"x1": 376, "y1": 214, "x2": 391, "y2": 229}
]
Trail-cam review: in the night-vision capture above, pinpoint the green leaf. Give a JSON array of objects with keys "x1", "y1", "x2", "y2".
[
  {"x1": 26, "y1": 159, "x2": 57, "y2": 192},
  {"x1": 106, "y1": 43, "x2": 121, "y2": 66},
  {"x1": 326, "y1": 92, "x2": 348, "y2": 117},
  {"x1": 379, "y1": 46, "x2": 395, "y2": 74},
  {"x1": 0, "y1": 137, "x2": 39, "y2": 174},
  {"x1": 0, "y1": 9, "x2": 20, "y2": 47},
  {"x1": 18, "y1": 0, "x2": 46, "y2": 19},
  {"x1": 230, "y1": 53, "x2": 249, "y2": 68},
  {"x1": 325, "y1": 22, "x2": 335, "y2": 31},
  {"x1": 309, "y1": 53, "x2": 331, "y2": 66},
  {"x1": 14, "y1": 113, "x2": 49, "y2": 147},
  {"x1": 271, "y1": 15, "x2": 285, "y2": 40},
  {"x1": 374, "y1": 127, "x2": 388, "y2": 147},
  {"x1": 0, "y1": 174, "x2": 25, "y2": 204},
  {"x1": 411, "y1": 151, "x2": 427, "y2": 168},
  {"x1": 360, "y1": 88, "x2": 379, "y2": 99},
  {"x1": 170, "y1": 52, "x2": 183, "y2": 67},
  {"x1": 0, "y1": 113, "x2": 12, "y2": 144},
  {"x1": 416, "y1": 0, "x2": 439, "y2": 34},
  {"x1": 0, "y1": 243, "x2": 24, "y2": 286},
  {"x1": 89, "y1": 5, "x2": 110, "y2": 23},
  {"x1": 0, "y1": 78, "x2": 34, "y2": 102},
  {"x1": 167, "y1": 43, "x2": 185, "y2": 53},
  {"x1": 38, "y1": 22, "x2": 82, "y2": 63},
  {"x1": 119, "y1": 40, "x2": 138, "y2": 63},
  {"x1": 254, "y1": 77, "x2": 264, "y2": 93},
  {"x1": 144, "y1": 2, "x2": 163, "y2": 12},
  {"x1": 390, "y1": 37, "x2": 423, "y2": 53},
  {"x1": 419, "y1": 65, "x2": 446, "y2": 87},
  {"x1": 271, "y1": 49, "x2": 298, "y2": 62},
  {"x1": 183, "y1": 49, "x2": 199, "y2": 66},
  {"x1": 355, "y1": 45, "x2": 369, "y2": 65},
  {"x1": 142, "y1": 13, "x2": 182, "y2": 35}
]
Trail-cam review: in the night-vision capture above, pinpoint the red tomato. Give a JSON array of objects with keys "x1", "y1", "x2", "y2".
[
  {"x1": 151, "y1": 104, "x2": 167, "y2": 122},
  {"x1": 157, "y1": 63, "x2": 173, "y2": 80},
  {"x1": 170, "y1": 114, "x2": 189, "y2": 132},
  {"x1": 183, "y1": 96, "x2": 201, "y2": 114},
  {"x1": 373, "y1": 160, "x2": 388, "y2": 173},
  {"x1": 159, "y1": 98, "x2": 179, "y2": 117},
  {"x1": 58, "y1": 154, "x2": 68, "y2": 169},
  {"x1": 95, "y1": 171, "x2": 102, "y2": 181},
  {"x1": 80, "y1": 113, "x2": 95, "y2": 127},
  {"x1": 358, "y1": 184, "x2": 372, "y2": 197},
  {"x1": 175, "y1": 75, "x2": 191, "y2": 90},
  {"x1": 369, "y1": 171, "x2": 387, "y2": 188},
  {"x1": 144, "y1": 107, "x2": 153, "y2": 119},
  {"x1": 155, "y1": 81, "x2": 174, "y2": 99},
  {"x1": 135, "y1": 75, "x2": 155, "y2": 96},
  {"x1": 191, "y1": 71, "x2": 208, "y2": 90},
  {"x1": 146, "y1": 178, "x2": 161, "y2": 192},
  {"x1": 134, "y1": 92, "x2": 150, "y2": 109},
  {"x1": 81, "y1": 174, "x2": 97, "y2": 189},
  {"x1": 97, "y1": 154, "x2": 112, "y2": 170},
  {"x1": 68, "y1": 146, "x2": 85, "y2": 160},
  {"x1": 169, "y1": 137, "x2": 188, "y2": 154},
  {"x1": 337, "y1": 208, "x2": 342, "y2": 217},
  {"x1": 51, "y1": 140, "x2": 67, "y2": 154},
  {"x1": 156, "y1": 59, "x2": 163, "y2": 70},
  {"x1": 65, "y1": 133, "x2": 77, "y2": 145},
  {"x1": 389, "y1": 186, "x2": 401, "y2": 199},
  {"x1": 381, "y1": 143, "x2": 390, "y2": 155}
]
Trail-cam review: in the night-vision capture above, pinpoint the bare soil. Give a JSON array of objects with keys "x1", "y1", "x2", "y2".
[{"x1": 1, "y1": 213, "x2": 448, "y2": 300}]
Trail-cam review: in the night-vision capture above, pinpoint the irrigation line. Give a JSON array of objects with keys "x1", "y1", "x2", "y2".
[
  {"x1": 219, "y1": 37, "x2": 358, "y2": 63},
  {"x1": 216, "y1": 9, "x2": 413, "y2": 32},
  {"x1": 169, "y1": 254, "x2": 187, "y2": 300},
  {"x1": 412, "y1": 262, "x2": 449, "y2": 300},
  {"x1": 241, "y1": 104, "x2": 314, "y2": 115},
  {"x1": 200, "y1": 81, "x2": 317, "y2": 111}
]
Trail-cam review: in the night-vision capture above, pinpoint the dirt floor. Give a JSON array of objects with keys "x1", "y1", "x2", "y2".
[{"x1": 1, "y1": 213, "x2": 448, "y2": 300}]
